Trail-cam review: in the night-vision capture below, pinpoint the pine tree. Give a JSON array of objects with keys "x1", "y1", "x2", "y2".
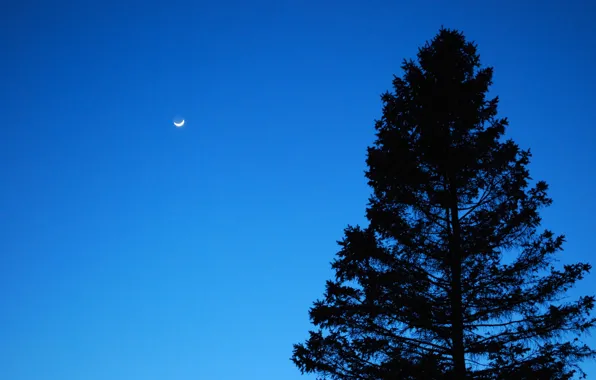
[{"x1": 291, "y1": 28, "x2": 595, "y2": 379}]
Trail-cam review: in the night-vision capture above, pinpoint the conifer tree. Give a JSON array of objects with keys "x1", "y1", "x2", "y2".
[{"x1": 291, "y1": 28, "x2": 595, "y2": 379}]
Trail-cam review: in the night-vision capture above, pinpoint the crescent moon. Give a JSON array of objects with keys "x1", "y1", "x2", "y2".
[{"x1": 174, "y1": 120, "x2": 185, "y2": 127}]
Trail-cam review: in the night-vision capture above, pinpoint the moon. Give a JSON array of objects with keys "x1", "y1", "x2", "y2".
[{"x1": 174, "y1": 119, "x2": 185, "y2": 127}]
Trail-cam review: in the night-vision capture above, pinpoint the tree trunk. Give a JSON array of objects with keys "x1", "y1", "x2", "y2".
[{"x1": 448, "y1": 183, "x2": 467, "y2": 379}]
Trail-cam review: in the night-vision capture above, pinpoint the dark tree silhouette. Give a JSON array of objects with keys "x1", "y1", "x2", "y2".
[{"x1": 291, "y1": 28, "x2": 595, "y2": 379}]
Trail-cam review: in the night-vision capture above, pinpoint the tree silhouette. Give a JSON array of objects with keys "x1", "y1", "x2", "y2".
[{"x1": 291, "y1": 28, "x2": 595, "y2": 379}]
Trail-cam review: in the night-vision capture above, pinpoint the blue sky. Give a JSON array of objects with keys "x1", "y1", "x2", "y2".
[{"x1": 1, "y1": 0, "x2": 595, "y2": 378}]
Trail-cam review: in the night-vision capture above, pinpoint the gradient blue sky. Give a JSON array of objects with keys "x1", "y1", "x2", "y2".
[{"x1": 1, "y1": 0, "x2": 595, "y2": 378}]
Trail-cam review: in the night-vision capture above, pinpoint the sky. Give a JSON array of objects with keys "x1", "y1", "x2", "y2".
[{"x1": 1, "y1": 0, "x2": 595, "y2": 378}]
